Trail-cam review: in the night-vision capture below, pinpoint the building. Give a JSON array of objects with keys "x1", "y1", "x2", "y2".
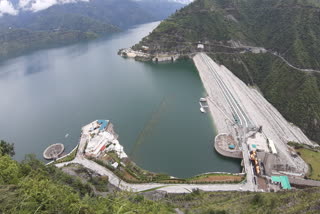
[
  {"x1": 83, "y1": 120, "x2": 127, "y2": 159},
  {"x1": 85, "y1": 129, "x2": 115, "y2": 157},
  {"x1": 271, "y1": 176, "x2": 292, "y2": 190},
  {"x1": 197, "y1": 43, "x2": 204, "y2": 49},
  {"x1": 141, "y1": 45, "x2": 149, "y2": 51},
  {"x1": 268, "y1": 139, "x2": 278, "y2": 154}
]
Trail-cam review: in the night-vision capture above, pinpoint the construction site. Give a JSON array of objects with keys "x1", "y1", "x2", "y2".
[{"x1": 194, "y1": 53, "x2": 319, "y2": 191}]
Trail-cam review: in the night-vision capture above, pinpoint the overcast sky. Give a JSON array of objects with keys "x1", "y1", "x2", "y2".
[
  {"x1": 0, "y1": 0, "x2": 193, "y2": 16},
  {"x1": 0, "y1": 0, "x2": 89, "y2": 15},
  {"x1": 0, "y1": 0, "x2": 18, "y2": 16}
]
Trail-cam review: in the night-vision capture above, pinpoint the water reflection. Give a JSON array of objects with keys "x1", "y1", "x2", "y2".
[{"x1": 24, "y1": 54, "x2": 50, "y2": 76}]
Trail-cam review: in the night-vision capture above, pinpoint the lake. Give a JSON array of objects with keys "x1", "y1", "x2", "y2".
[{"x1": 0, "y1": 22, "x2": 240, "y2": 178}]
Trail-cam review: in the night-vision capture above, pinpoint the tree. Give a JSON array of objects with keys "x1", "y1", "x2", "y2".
[
  {"x1": 0, "y1": 155, "x2": 21, "y2": 185},
  {"x1": 0, "y1": 140, "x2": 15, "y2": 157}
]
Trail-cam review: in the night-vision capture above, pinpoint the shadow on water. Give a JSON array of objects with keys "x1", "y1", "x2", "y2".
[{"x1": 130, "y1": 96, "x2": 173, "y2": 158}]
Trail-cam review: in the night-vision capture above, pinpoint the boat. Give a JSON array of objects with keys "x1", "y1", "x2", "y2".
[
  {"x1": 200, "y1": 97, "x2": 207, "y2": 102},
  {"x1": 200, "y1": 107, "x2": 206, "y2": 113}
]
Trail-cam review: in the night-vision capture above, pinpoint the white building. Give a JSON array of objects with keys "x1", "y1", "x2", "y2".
[
  {"x1": 83, "y1": 120, "x2": 128, "y2": 159},
  {"x1": 197, "y1": 43, "x2": 204, "y2": 49}
]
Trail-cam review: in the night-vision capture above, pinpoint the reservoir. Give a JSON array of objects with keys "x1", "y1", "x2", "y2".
[{"x1": 0, "y1": 22, "x2": 240, "y2": 178}]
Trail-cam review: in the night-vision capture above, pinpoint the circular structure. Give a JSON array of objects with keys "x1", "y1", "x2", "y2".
[
  {"x1": 43, "y1": 143, "x2": 65, "y2": 160},
  {"x1": 214, "y1": 134, "x2": 243, "y2": 159}
]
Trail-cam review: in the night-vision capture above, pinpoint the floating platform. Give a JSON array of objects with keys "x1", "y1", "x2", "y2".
[
  {"x1": 200, "y1": 107, "x2": 206, "y2": 113},
  {"x1": 43, "y1": 143, "x2": 65, "y2": 160}
]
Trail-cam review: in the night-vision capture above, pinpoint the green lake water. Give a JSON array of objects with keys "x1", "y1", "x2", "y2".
[{"x1": 0, "y1": 22, "x2": 240, "y2": 178}]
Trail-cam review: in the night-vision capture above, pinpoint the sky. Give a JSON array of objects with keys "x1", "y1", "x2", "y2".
[
  {"x1": 0, "y1": 0, "x2": 18, "y2": 16},
  {"x1": 0, "y1": 0, "x2": 193, "y2": 16},
  {"x1": 0, "y1": 0, "x2": 89, "y2": 15},
  {"x1": 19, "y1": 0, "x2": 89, "y2": 12}
]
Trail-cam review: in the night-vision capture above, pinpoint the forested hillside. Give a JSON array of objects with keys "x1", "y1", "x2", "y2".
[
  {"x1": 1, "y1": 141, "x2": 320, "y2": 213},
  {"x1": 135, "y1": 0, "x2": 320, "y2": 143},
  {"x1": 0, "y1": 140, "x2": 173, "y2": 213},
  {"x1": 0, "y1": 0, "x2": 186, "y2": 60}
]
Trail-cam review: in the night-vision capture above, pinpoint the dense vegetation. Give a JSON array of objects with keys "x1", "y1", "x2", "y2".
[
  {"x1": 138, "y1": 0, "x2": 320, "y2": 69},
  {"x1": 167, "y1": 188, "x2": 320, "y2": 214},
  {"x1": 1, "y1": 140, "x2": 320, "y2": 213},
  {"x1": 0, "y1": 141, "x2": 174, "y2": 213},
  {"x1": 0, "y1": 28, "x2": 99, "y2": 60},
  {"x1": 0, "y1": 140, "x2": 15, "y2": 157},
  {"x1": 288, "y1": 141, "x2": 320, "y2": 181},
  {"x1": 136, "y1": 0, "x2": 320, "y2": 143}
]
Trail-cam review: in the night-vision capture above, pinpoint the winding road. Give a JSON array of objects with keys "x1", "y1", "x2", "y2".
[{"x1": 56, "y1": 157, "x2": 252, "y2": 193}]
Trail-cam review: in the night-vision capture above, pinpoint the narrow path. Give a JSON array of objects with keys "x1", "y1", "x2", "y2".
[
  {"x1": 55, "y1": 119, "x2": 252, "y2": 193},
  {"x1": 207, "y1": 43, "x2": 320, "y2": 74},
  {"x1": 269, "y1": 52, "x2": 320, "y2": 74}
]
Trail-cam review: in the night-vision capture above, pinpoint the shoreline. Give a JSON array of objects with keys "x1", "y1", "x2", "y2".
[{"x1": 54, "y1": 120, "x2": 248, "y2": 193}]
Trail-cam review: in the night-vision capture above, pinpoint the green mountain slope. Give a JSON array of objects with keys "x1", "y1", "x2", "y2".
[
  {"x1": 1, "y1": 141, "x2": 320, "y2": 214},
  {"x1": 137, "y1": 0, "x2": 320, "y2": 69},
  {"x1": 0, "y1": 0, "x2": 186, "y2": 60},
  {"x1": 135, "y1": 0, "x2": 320, "y2": 143},
  {"x1": 0, "y1": 29, "x2": 101, "y2": 60}
]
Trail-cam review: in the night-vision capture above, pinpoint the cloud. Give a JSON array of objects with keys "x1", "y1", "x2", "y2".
[
  {"x1": 19, "y1": 0, "x2": 89, "y2": 12},
  {"x1": 0, "y1": 0, "x2": 18, "y2": 16}
]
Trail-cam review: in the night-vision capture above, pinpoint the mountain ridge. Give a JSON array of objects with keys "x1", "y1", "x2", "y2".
[{"x1": 0, "y1": 0, "x2": 185, "y2": 60}]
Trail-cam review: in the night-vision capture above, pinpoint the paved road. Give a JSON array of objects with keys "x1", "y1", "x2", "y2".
[
  {"x1": 270, "y1": 52, "x2": 320, "y2": 74},
  {"x1": 56, "y1": 157, "x2": 252, "y2": 193},
  {"x1": 55, "y1": 119, "x2": 255, "y2": 193}
]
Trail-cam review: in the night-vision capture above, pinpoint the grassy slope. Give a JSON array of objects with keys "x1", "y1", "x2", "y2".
[
  {"x1": 0, "y1": 154, "x2": 174, "y2": 214},
  {"x1": 136, "y1": 0, "x2": 320, "y2": 143},
  {"x1": 1, "y1": 152, "x2": 320, "y2": 213},
  {"x1": 296, "y1": 148, "x2": 320, "y2": 180},
  {"x1": 167, "y1": 188, "x2": 320, "y2": 214}
]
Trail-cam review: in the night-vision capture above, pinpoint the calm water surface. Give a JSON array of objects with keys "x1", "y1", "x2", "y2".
[{"x1": 0, "y1": 22, "x2": 240, "y2": 177}]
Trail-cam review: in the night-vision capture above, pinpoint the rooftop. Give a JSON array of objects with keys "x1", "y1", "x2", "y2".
[{"x1": 271, "y1": 176, "x2": 292, "y2": 190}]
